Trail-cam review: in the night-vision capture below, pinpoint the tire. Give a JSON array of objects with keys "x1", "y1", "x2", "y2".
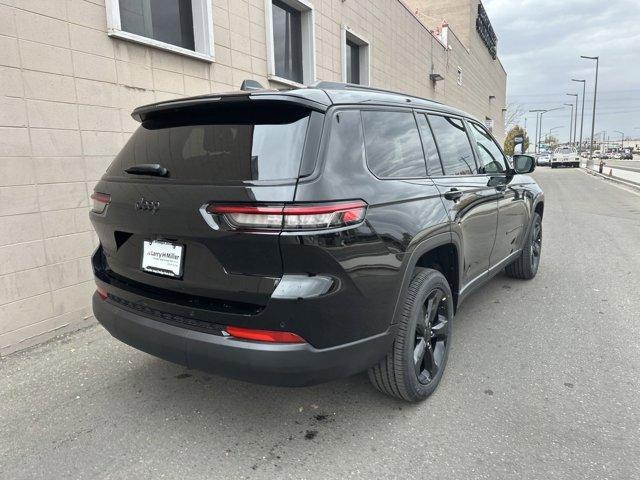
[
  {"x1": 505, "y1": 212, "x2": 542, "y2": 280},
  {"x1": 368, "y1": 268, "x2": 453, "y2": 402}
]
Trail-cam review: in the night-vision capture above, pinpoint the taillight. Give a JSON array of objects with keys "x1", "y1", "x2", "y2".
[
  {"x1": 225, "y1": 326, "x2": 305, "y2": 344},
  {"x1": 91, "y1": 192, "x2": 111, "y2": 214},
  {"x1": 206, "y1": 201, "x2": 367, "y2": 232}
]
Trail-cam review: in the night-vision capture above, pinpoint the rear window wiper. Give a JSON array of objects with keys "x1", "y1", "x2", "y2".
[{"x1": 124, "y1": 164, "x2": 169, "y2": 177}]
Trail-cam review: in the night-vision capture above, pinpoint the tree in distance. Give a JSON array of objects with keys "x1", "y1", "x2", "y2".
[{"x1": 503, "y1": 125, "x2": 530, "y2": 156}]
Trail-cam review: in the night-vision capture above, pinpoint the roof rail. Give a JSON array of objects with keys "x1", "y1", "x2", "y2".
[{"x1": 312, "y1": 81, "x2": 442, "y2": 105}]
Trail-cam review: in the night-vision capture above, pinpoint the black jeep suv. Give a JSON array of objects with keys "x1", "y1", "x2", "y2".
[{"x1": 90, "y1": 82, "x2": 543, "y2": 401}]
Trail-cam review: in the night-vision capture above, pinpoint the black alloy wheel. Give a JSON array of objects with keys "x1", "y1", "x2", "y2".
[
  {"x1": 414, "y1": 288, "x2": 451, "y2": 385},
  {"x1": 368, "y1": 268, "x2": 454, "y2": 402},
  {"x1": 505, "y1": 211, "x2": 543, "y2": 280},
  {"x1": 530, "y1": 217, "x2": 542, "y2": 272}
]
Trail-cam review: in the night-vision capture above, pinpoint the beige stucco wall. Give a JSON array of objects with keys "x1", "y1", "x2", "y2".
[{"x1": 0, "y1": 0, "x2": 507, "y2": 355}]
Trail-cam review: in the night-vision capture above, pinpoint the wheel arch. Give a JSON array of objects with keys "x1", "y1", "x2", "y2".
[
  {"x1": 519, "y1": 195, "x2": 544, "y2": 252},
  {"x1": 391, "y1": 233, "x2": 462, "y2": 323}
]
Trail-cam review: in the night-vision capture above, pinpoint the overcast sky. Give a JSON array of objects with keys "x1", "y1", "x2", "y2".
[{"x1": 484, "y1": 0, "x2": 640, "y2": 143}]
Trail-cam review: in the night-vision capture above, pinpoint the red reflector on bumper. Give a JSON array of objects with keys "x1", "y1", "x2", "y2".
[
  {"x1": 225, "y1": 326, "x2": 305, "y2": 344},
  {"x1": 96, "y1": 286, "x2": 108, "y2": 300}
]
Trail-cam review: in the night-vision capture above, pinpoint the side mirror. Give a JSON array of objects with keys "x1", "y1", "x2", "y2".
[{"x1": 512, "y1": 154, "x2": 536, "y2": 174}]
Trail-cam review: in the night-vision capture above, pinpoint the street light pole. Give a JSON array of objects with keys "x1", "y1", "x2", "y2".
[
  {"x1": 581, "y1": 56, "x2": 599, "y2": 169},
  {"x1": 563, "y1": 103, "x2": 574, "y2": 145},
  {"x1": 539, "y1": 113, "x2": 545, "y2": 153},
  {"x1": 613, "y1": 130, "x2": 624, "y2": 150},
  {"x1": 546, "y1": 126, "x2": 562, "y2": 141},
  {"x1": 566, "y1": 93, "x2": 578, "y2": 145},
  {"x1": 538, "y1": 107, "x2": 563, "y2": 153},
  {"x1": 529, "y1": 109, "x2": 545, "y2": 154},
  {"x1": 572, "y1": 79, "x2": 586, "y2": 151}
]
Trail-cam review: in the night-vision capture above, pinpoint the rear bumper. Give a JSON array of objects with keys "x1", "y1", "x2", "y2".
[
  {"x1": 552, "y1": 161, "x2": 579, "y2": 167},
  {"x1": 93, "y1": 292, "x2": 395, "y2": 386}
]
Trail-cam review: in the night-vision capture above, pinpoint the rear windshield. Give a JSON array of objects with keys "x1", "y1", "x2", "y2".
[
  {"x1": 556, "y1": 147, "x2": 575, "y2": 154},
  {"x1": 107, "y1": 107, "x2": 310, "y2": 182}
]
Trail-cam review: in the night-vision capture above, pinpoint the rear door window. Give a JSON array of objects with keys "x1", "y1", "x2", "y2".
[
  {"x1": 361, "y1": 110, "x2": 427, "y2": 178},
  {"x1": 428, "y1": 115, "x2": 477, "y2": 176},
  {"x1": 107, "y1": 109, "x2": 310, "y2": 182}
]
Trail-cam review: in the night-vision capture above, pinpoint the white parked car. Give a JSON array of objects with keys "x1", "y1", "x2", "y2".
[
  {"x1": 536, "y1": 153, "x2": 551, "y2": 166},
  {"x1": 551, "y1": 146, "x2": 580, "y2": 168}
]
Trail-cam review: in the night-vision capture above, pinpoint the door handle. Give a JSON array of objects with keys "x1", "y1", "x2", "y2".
[{"x1": 443, "y1": 188, "x2": 463, "y2": 201}]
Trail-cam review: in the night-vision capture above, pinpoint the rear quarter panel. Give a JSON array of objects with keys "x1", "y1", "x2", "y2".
[{"x1": 280, "y1": 107, "x2": 450, "y2": 346}]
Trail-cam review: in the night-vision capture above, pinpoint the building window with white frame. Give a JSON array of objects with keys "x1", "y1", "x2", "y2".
[
  {"x1": 272, "y1": 0, "x2": 303, "y2": 83},
  {"x1": 106, "y1": 0, "x2": 214, "y2": 61},
  {"x1": 265, "y1": 0, "x2": 315, "y2": 86},
  {"x1": 346, "y1": 39, "x2": 359, "y2": 83},
  {"x1": 342, "y1": 27, "x2": 370, "y2": 85}
]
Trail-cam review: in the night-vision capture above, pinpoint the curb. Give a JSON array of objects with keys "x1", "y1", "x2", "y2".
[{"x1": 581, "y1": 167, "x2": 640, "y2": 192}]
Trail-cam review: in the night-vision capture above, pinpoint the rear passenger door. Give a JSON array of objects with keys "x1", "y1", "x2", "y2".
[{"x1": 418, "y1": 113, "x2": 498, "y2": 290}]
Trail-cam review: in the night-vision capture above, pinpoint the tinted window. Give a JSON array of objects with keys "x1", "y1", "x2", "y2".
[
  {"x1": 469, "y1": 122, "x2": 506, "y2": 174},
  {"x1": 119, "y1": 0, "x2": 195, "y2": 50},
  {"x1": 362, "y1": 111, "x2": 426, "y2": 178},
  {"x1": 428, "y1": 115, "x2": 476, "y2": 175},
  {"x1": 325, "y1": 110, "x2": 365, "y2": 171},
  {"x1": 416, "y1": 114, "x2": 443, "y2": 175},
  {"x1": 272, "y1": 0, "x2": 303, "y2": 83},
  {"x1": 557, "y1": 147, "x2": 575, "y2": 154},
  {"x1": 108, "y1": 114, "x2": 310, "y2": 182},
  {"x1": 346, "y1": 39, "x2": 360, "y2": 84}
]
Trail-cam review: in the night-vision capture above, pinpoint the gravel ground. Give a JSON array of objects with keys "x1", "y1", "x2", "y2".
[{"x1": 1, "y1": 168, "x2": 639, "y2": 480}]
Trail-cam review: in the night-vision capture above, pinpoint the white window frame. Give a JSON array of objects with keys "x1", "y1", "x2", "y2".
[
  {"x1": 264, "y1": 0, "x2": 316, "y2": 87},
  {"x1": 457, "y1": 67, "x2": 463, "y2": 86},
  {"x1": 105, "y1": 0, "x2": 214, "y2": 62},
  {"x1": 341, "y1": 25, "x2": 370, "y2": 86}
]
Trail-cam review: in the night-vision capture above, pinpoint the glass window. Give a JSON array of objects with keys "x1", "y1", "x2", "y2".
[
  {"x1": 428, "y1": 115, "x2": 477, "y2": 175},
  {"x1": 416, "y1": 114, "x2": 443, "y2": 176},
  {"x1": 272, "y1": 0, "x2": 303, "y2": 83},
  {"x1": 119, "y1": 0, "x2": 195, "y2": 50},
  {"x1": 346, "y1": 39, "x2": 360, "y2": 84},
  {"x1": 556, "y1": 147, "x2": 576, "y2": 154},
  {"x1": 325, "y1": 110, "x2": 365, "y2": 172},
  {"x1": 107, "y1": 112, "x2": 310, "y2": 182},
  {"x1": 362, "y1": 111, "x2": 427, "y2": 178},
  {"x1": 469, "y1": 122, "x2": 506, "y2": 174}
]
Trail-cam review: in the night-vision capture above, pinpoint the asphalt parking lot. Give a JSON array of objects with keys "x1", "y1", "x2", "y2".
[{"x1": 1, "y1": 168, "x2": 639, "y2": 479}]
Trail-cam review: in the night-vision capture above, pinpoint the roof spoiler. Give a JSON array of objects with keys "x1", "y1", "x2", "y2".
[{"x1": 131, "y1": 94, "x2": 328, "y2": 123}]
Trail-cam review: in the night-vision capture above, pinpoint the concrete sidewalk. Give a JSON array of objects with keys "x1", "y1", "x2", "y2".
[{"x1": 584, "y1": 163, "x2": 640, "y2": 189}]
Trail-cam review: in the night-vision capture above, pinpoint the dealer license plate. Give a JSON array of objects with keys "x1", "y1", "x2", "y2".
[{"x1": 141, "y1": 240, "x2": 184, "y2": 278}]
